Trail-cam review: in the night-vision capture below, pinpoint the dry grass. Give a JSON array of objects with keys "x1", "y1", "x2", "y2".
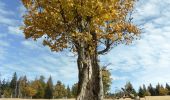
[{"x1": 1, "y1": 96, "x2": 170, "y2": 100}]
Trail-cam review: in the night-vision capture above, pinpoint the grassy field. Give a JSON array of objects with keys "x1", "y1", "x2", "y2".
[{"x1": 1, "y1": 96, "x2": 170, "y2": 100}]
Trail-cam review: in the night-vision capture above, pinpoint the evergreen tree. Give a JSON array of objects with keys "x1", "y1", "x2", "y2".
[
  {"x1": 125, "y1": 82, "x2": 137, "y2": 96},
  {"x1": 142, "y1": 84, "x2": 150, "y2": 96},
  {"x1": 166, "y1": 83, "x2": 170, "y2": 95},
  {"x1": 148, "y1": 84, "x2": 155, "y2": 96},
  {"x1": 44, "y1": 76, "x2": 53, "y2": 99},
  {"x1": 66, "y1": 85, "x2": 72, "y2": 98},
  {"x1": 155, "y1": 83, "x2": 160, "y2": 96},
  {"x1": 138, "y1": 86, "x2": 144, "y2": 97},
  {"x1": 10, "y1": 72, "x2": 17, "y2": 98},
  {"x1": 159, "y1": 85, "x2": 169, "y2": 96},
  {"x1": 71, "y1": 83, "x2": 78, "y2": 98}
]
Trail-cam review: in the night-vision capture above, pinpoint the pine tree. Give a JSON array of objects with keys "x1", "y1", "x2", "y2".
[
  {"x1": 66, "y1": 85, "x2": 72, "y2": 98},
  {"x1": 71, "y1": 83, "x2": 78, "y2": 98},
  {"x1": 148, "y1": 84, "x2": 155, "y2": 96},
  {"x1": 138, "y1": 86, "x2": 144, "y2": 97},
  {"x1": 166, "y1": 83, "x2": 170, "y2": 95},
  {"x1": 155, "y1": 83, "x2": 160, "y2": 96},
  {"x1": 125, "y1": 82, "x2": 137, "y2": 96},
  {"x1": 159, "y1": 85, "x2": 169, "y2": 96},
  {"x1": 44, "y1": 76, "x2": 53, "y2": 99},
  {"x1": 10, "y1": 72, "x2": 17, "y2": 98}
]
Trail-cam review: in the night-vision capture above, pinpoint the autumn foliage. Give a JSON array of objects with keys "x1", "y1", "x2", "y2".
[{"x1": 21, "y1": 0, "x2": 140, "y2": 54}]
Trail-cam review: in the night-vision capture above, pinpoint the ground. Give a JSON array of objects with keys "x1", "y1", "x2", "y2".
[{"x1": 1, "y1": 96, "x2": 170, "y2": 100}]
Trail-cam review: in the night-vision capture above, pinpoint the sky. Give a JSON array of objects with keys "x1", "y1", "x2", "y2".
[{"x1": 0, "y1": 0, "x2": 170, "y2": 92}]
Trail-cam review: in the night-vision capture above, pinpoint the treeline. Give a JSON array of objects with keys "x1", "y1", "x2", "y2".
[
  {"x1": 0, "y1": 69, "x2": 112, "y2": 99},
  {"x1": 0, "y1": 72, "x2": 78, "y2": 99},
  {"x1": 114, "y1": 82, "x2": 170, "y2": 98},
  {"x1": 138, "y1": 83, "x2": 170, "y2": 97}
]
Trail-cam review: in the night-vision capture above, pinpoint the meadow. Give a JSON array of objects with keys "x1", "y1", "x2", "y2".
[{"x1": 1, "y1": 96, "x2": 170, "y2": 100}]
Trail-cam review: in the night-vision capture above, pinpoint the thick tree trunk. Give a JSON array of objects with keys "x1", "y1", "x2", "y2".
[{"x1": 76, "y1": 48, "x2": 103, "y2": 100}]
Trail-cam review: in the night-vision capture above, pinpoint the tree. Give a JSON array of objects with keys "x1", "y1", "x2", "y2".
[
  {"x1": 54, "y1": 81, "x2": 67, "y2": 98},
  {"x1": 66, "y1": 85, "x2": 72, "y2": 98},
  {"x1": 71, "y1": 83, "x2": 78, "y2": 98},
  {"x1": 19, "y1": 76, "x2": 28, "y2": 98},
  {"x1": 10, "y1": 72, "x2": 17, "y2": 98},
  {"x1": 155, "y1": 83, "x2": 160, "y2": 96},
  {"x1": 148, "y1": 84, "x2": 155, "y2": 96},
  {"x1": 159, "y1": 85, "x2": 169, "y2": 96},
  {"x1": 124, "y1": 82, "x2": 137, "y2": 96},
  {"x1": 25, "y1": 85, "x2": 36, "y2": 98},
  {"x1": 138, "y1": 86, "x2": 144, "y2": 97},
  {"x1": 141, "y1": 84, "x2": 150, "y2": 96},
  {"x1": 44, "y1": 76, "x2": 53, "y2": 99},
  {"x1": 21, "y1": 0, "x2": 140, "y2": 99},
  {"x1": 166, "y1": 83, "x2": 170, "y2": 95},
  {"x1": 33, "y1": 76, "x2": 46, "y2": 98},
  {"x1": 102, "y1": 67, "x2": 112, "y2": 97}
]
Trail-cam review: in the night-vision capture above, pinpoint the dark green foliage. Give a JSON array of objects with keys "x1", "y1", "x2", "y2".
[
  {"x1": 166, "y1": 83, "x2": 170, "y2": 95},
  {"x1": 10, "y1": 72, "x2": 18, "y2": 98},
  {"x1": 155, "y1": 83, "x2": 160, "y2": 95},
  {"x1": 138, "y1": 86, "x2": 144, "y2": 97},
  {"x1": 72, "y1": 83, "x2": 78, "y2": 98},
  {"x1": 66, "y1": 85, "x2": 72, "y2": 98},
  {"x1": 125, "y1": 82, "x2": 137, "y2": 96},
  {"x1": 148, "y1": 84, "x2": 156, "y2": 96},
  {"x1": 44, "y1": 76, "x2": 53, "y2": 99}
]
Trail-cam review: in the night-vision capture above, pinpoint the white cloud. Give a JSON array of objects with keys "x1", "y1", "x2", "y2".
[
  {"x1": 8, "y1": 26, "x2": 23, "y2": 36},
  {"x1": 21, "y1": 40, "x2": 42, "y2": 50},
  {"x1": 111, "y1": 75, "x2": 129, "y2": 81},
  {"x1": 102, "y1": 0, "x2": 170, "y2": 91}
]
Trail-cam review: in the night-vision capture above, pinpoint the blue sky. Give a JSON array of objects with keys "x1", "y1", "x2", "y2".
[{"x1": 0, "y1": 0, "x2": 170, "y2": 92}]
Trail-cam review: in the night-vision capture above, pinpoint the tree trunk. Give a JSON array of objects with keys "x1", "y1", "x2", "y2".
[{"x1": 76, "y1": 47, "x2": 103, "y2": 100}]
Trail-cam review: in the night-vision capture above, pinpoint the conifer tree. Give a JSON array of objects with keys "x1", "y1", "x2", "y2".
[
  {"x1": 155, "y1": 83, "x2": 160, "y2": 96},
  {"x1": 148, "y1": 84, "x2": 155, "y2": 96},
  {"x1": 138, "y1": 86, "x2": 144, "y2": 97},
  {"x1": 44, "y1": 76, "x2": 53, "y2": 99},
  {"x1": 10, "y1": 72, "x2": 17, "y2": 98},
  {"x1": 125, "y1": 82, "x2": 136, "y2": 96},
  {"x1": 72, "y1": 83, "x2": 78, "y2": 98},
  {"x1": 66, "y1": 85, "x2": 72, "y2": 98}
]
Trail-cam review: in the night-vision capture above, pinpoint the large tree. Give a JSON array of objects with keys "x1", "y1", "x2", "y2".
[{"x1": 21, "y1": 0, "x2": 140, "y2": 99}]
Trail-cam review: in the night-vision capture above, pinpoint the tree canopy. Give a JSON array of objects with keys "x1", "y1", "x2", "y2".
[{"x1": 21, "y1": 0, "x2": 140, "y2": 54}]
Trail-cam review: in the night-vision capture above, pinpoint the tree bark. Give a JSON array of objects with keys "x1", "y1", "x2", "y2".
[{"x1": 76, "y1": 47, "x2": 103, "y2": 100}]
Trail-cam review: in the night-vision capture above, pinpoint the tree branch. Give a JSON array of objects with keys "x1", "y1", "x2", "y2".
[{"x1": 97, "y1": 39, "x2": 113, "y2": 55}]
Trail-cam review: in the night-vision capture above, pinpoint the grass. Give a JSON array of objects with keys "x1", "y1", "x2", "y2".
[{"x1": 1, "y1": 96, "x2": 170, "y2": 100}]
